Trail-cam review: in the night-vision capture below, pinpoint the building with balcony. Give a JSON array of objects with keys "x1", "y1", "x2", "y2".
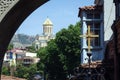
[
  {"x1": 78, "y1": 0, "x2": 115, "y2": 64},
  {"x1": 3, "y1": 49, "x2": 40, "y2": 66}
]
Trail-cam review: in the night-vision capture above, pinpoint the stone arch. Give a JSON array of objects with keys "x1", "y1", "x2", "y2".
[{"x1": 0, "y1": 0, "x2": 48, "y2": 76}]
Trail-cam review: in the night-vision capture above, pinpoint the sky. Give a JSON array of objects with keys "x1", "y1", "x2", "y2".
[{"x1": 17, "y1": 0, "x2": 95, "y2": 36}]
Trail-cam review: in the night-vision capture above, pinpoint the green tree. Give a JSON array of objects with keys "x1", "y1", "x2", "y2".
[
  {"x1": 45, "y1": 40, "x2": 66, "y2": 80},
  {"x1": 37, "y1": 22, "x2": 81, "y2": 79},
  {"x1": 37, "y1": 47, "x2": 48, "y2": 74},
  {"x1": 2, "y1": 66, "x2": 10, "y2": 76},
  {"x1": 26, "y1": 45, "x2": 36, "y2": 53},
  {"x1": 55, "y1": 22, "x2": 81, "y2": 76},
  {"x1": 14, "y1": 64, "x2": 37, "y2": 80},
  {"x1": 7, "y1": 44, "x2": 13, "y2": 50}
]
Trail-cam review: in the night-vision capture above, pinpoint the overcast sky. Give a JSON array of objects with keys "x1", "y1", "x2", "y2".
[{"x1": 16, "y1": 0, "x2": 94, "y2": 36}]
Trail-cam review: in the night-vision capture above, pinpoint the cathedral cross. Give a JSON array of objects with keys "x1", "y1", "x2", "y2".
[{"x1": 80, "y1": 25, "x2": 99, "y2": 53}]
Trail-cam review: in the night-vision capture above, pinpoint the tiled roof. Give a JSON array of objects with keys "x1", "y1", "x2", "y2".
[
  {"x1": 78, "y1": 5, "x2": 102, "y2": 17},
  {"x1": 1, "y1": 75, "x2": 26, "y2": 80},
  {"x1": 80, "y1": 5, "x2": 102, "y2": 11},
  {"x1": 80, "y1": 5, "x2": 96, "y2": 11},
  {"x1": 81, "y1": 60, "x2": 102, "y2": 68},
  {"x1": 6, "y1": 49, "x2": 26, "y2": 54}
]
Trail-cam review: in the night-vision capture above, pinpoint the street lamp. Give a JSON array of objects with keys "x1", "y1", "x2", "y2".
[
  {"x1": 87, "y1": 52, "x2": 92, "y2": 75},
  {"x1": 87, "y1": 52, "x2": 92, "y2": 80}
]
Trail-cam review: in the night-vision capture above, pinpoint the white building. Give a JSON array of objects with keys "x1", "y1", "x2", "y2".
[
  {"x1": 3, "y1": 49, "x2": 39, "y2": 66},
  {"x1": 95, "y1": 0, "x2": 115, "y2": 41},
  {"x1": 33, "y1": 18, "x2": 55, "y2": 50}
]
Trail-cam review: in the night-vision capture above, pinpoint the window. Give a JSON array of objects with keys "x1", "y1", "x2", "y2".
[
  {"x1": 87, "y1": 22, "x2": 101, "y2": 47},
  {"x1": 94, "y1": 13, "x2": 100, "y2": 19},
  {"x1": 87, "y1": 13, "x2": 101, "y2": 19},
  {"x1": 87, "y1": 13, "x2": 93, "y2": 19}
]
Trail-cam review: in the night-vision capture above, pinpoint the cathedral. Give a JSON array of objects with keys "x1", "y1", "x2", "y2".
[{"x1": 33, "y1": 18, "x2": 55, "y2": 50}]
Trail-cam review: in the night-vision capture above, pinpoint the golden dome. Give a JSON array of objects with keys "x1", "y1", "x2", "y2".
[{"x1": 43, "y1": 18, "x2": 53, "y2": 26}]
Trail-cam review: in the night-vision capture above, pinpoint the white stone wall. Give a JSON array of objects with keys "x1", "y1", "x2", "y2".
[
  {"x1": 104, "y1": 0, "x2": 115, "y2": 41},
  {"x1": 25, "y1": 52, "x2": 37, "y2": 57},
  {"x1": 94, "y1": 0, "x2": 115, "y2": 41}
]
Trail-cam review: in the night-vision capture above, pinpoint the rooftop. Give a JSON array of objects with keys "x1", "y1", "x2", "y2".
[
  {"x1": 43, "y1": 18, "x2": 53, "y2": 26},
  {"x1": 81, "y1": 60, "x2": 102, "y2": 68},
  {"x1": 1, "y1": 75, "x2": 26, "y2": 80},
  {"x1": 78, "y1": 5, "x2": 102, "y2": 17}
]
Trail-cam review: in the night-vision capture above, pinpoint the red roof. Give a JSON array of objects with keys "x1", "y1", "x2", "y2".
[
  {"x1": 80, "y1": 5, "x2": 96, "y2": 10},
  {"x1": 6, "y1": 49, "x2": 26, "y2": 54},
  {"x1": 1, "y1": 75, "x2": 26, "y2": 80},
  {"x1": 78, "y1": 5, "x2": 102, "y2": 17}
]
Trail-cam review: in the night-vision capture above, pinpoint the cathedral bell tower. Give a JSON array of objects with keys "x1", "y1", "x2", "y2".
[{"x1": 43, "y1": 18, "x2": 53, "y2": 35}]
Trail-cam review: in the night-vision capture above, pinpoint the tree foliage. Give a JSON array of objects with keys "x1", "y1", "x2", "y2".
[
  {"x1": 14, "y1": 64, "x2": 37, "y2": 80},
  {"x1": 26, "y1": 46, "x2": 36, "y2": 53},
  {"x1": 2, "y1": 66, "x2": 10, "y2": 76},
  {"x1": 45, "y1": 40, "x2": 66, "y2": 80},
  {"x1": 37, "y1": 47, "x2": 48, "y2": 73},
  {"x1": 37, "y1": 22, "x2": 81, "y2": 80},
  {"x1": 55, "y1": 22, "x2": 81, "y2": 75},
  {"x1": 7, "y1": 44, "x2": 13, "y2": 50}
]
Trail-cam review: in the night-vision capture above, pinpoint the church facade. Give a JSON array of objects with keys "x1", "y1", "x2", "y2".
[{"x1": 33, "y1": 18, "x2": 55, "y2": 50}]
